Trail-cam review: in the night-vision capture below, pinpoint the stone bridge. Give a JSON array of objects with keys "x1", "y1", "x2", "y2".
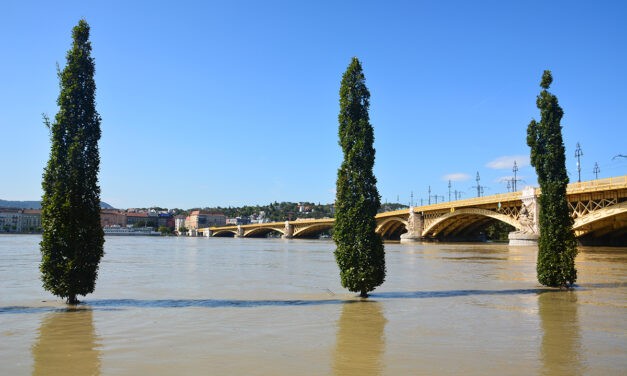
[{"x1": 199, "y1": 175, "x2": 627, "y2": 245}]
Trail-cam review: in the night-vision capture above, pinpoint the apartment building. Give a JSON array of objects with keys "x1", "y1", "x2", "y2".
[
  {"x1": 185, "y1": 210, "x2": 226, "y2": 230},
  {"x1": 0, "y1": 208, "x2": 42, "y2": 232}
]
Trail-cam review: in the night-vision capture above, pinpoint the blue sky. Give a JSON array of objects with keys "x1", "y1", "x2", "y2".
[{"x1": 1, "y1": 1, "x2": 626, "y2": 209}]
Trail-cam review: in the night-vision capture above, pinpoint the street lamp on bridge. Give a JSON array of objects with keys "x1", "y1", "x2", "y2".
[{"x1": 575, "y1": 142, "x2": 583, "y2": 182}]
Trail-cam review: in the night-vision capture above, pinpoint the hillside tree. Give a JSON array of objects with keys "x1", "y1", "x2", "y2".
[
  {"x1": 333, "y1": 57, "x2": 385, "y2": 297},
  {"x1": 526, "y1": 70, "x2": 577, "y2": 288},
  {"x1": 40, "y1": 19, "x2": 104, "y2": 304}
]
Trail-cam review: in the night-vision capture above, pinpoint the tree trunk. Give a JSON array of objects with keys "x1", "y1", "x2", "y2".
[{"x1": 67, "y1": 294, "x2": 79, "y2": 305}]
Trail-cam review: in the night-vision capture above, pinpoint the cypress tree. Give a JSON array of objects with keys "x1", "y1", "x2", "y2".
[
  {"x1": 40, "y1": 19, "x2": 104, "y2": 304},
  {"x1": 333, "y1": 57, "x2": 385, "y2": 298},
  {"x1": 526, "y1": 70, "x2": 577, "y2": 288}
]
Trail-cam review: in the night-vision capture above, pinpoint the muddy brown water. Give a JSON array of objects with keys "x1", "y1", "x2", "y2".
[{"x1": 1, "y1": 235, "x2": 625, "y2": 375}]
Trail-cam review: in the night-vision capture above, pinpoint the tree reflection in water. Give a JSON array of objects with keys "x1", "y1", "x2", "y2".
[
  {"x1": 334, "y1": 300, "x2": 386, "y2": 376},
  {"x1": 32, "y1": 308, "x2": 101, "y2": 376},
  {"x1": 539, "y1": 291, "x2": 583, "y2": 375}
]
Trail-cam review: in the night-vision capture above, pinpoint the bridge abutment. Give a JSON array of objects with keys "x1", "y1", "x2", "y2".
[
  {"x1": 282, "y1": 221, "x2": 294, "y2": 239},
  {"x1": 400, "y1": 207, "x2": 424, "y2": 243},
  {"x1": 508, "y1": 231, "x2": 539, "y2": 245},
  {"x1": 508, "y1": 186, "x2": 540, "y2": 245}
]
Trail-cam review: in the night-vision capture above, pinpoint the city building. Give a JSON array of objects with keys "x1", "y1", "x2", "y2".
[
  {"x1": 126, "y1": 212, "x2": 156, "y2": 227},
  {"x1": 101, "y1": 209, "x2": 127, "y2": 228},
  {"x1": 174, "y1": 215, "x2": 187, "y2": 232},
  {"x1": 0, "y1": 208, "x2": 42, "y2": 233},
  {"x1": 158, "y1": 213, "x2": 174, "y2": 229},
  {"x1": 226, "y1": 217, "x2": 251, "y2": 225},
  {"x1": 21, "y1": 209, "x2": 42, "y2": 232},
  {"x1": 0, "y1": 208, "x2": 23, "y2": 232},
  {"x1": 185, "y1": 210, "x2": 226, "y2": 230}
]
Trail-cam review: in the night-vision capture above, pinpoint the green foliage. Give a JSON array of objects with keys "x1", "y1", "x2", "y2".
[
  {"x1": 201, "y1": 201, "x2": 336, "y2": 222},
  {"x1": 333, "y1": 57, "x2": 385, "y2": 297},
  {"x1": 485, "y1": 221, "x2": 515, "y2": 242},
  {"x1": 40, "y1": 19, "x2": 104, "y2": 304},
  {"x1": 158, "y1": 226, "x2": 173, "y2": 235},
  {"x1": 379, "y1": 202, "x2": 409, "y2": 213},
  {"x1": 526, "y1": 70, "x2": 577, "y2": 288}
]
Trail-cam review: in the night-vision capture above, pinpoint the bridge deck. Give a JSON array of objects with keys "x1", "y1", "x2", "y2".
[{"x1": 200, "y1": 175, "x2": 627, "y2": 239}]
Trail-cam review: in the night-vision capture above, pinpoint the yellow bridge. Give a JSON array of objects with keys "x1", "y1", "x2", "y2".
[{"x1": 199, "y1": 176, "x2": 627, "y2": 244}]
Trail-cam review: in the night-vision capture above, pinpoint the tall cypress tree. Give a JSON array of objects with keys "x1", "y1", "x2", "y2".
[
  {"x1": 40, "y1": 19, "x2": 104, "y2": 304},
  {"x1": 333, "y1": 57, "x2": 385, "y2": 298},
  {"x1": 526, "y1": 70, "x2": 577, "y2": 288}
]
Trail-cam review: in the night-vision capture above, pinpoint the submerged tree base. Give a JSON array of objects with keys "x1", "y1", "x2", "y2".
[{"x1": 66, "y1": 295, "x2": 80, "y2": 305}]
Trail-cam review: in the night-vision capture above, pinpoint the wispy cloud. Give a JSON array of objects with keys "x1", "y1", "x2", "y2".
[
  {"x1": 495, "y1": 174, "x2": 531, "y2": 185},
  {"x1": 443, "y1": 173, "x2": 471, "y2": 182},
  {"x1": 486, "y1": 155, "x2": 530, "y2": 170},
  {"x1": 496, "y1": 175, "x2": 514, "y2": 183}
]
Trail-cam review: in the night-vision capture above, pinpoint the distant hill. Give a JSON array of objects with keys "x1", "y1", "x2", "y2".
[{"x1": 0, "y1": 199, "x2": 114, "y2": 209}]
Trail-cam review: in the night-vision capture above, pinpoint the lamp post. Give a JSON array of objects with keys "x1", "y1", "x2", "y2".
[
  {"x1": 512, "y1": 160, "x2": 519, "y2": 191},
  {"x1": 575, "y1": 142, "x2": 583, "y2": 182},
  {"x1": 593, "y1": 162, "x2": 600, "y2": 179},
  {"x1": 448, "y1": 180, "x2": 452, "y2": 202},
  {"x1": 475, "y1": 172, "x2": 482, "y2": 197}
]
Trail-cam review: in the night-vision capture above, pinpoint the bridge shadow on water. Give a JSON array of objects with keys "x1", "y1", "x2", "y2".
[{"x1": 1, "y1": 282, "x2": 622, "y2": 314}]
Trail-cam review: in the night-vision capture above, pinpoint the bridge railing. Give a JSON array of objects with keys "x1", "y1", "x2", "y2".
[
  {"x1": 378, "y1": 191, "x2": 522, "y2": 217},
  {"x1": 566, "y1": 175, "x2": 627, "y2": 193}
]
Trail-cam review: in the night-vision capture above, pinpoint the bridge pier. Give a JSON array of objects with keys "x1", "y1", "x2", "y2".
[
  {"x1": 508, "y1": 231, "x2": 539, "y2": 245},
  {"x1": 400, "y1": 207, "x2": 424, "y2": 243},
  {"x1": 282, "y1": 221, "x2": 294, "y2": 239},
  {"x1": 234, "y1": 225, "x2": 244, "y2": 238},
  {"x1": 508, "y1": 187, "x2": 540, "y2": 245}
]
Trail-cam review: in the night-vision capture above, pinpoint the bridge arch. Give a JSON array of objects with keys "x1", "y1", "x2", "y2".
[
  {"x1": 211, "y1": 229, "x2": 237, "y2": 237},
  {"x1": 244, "y1": 226, "x2": 285, "y2": 238},
  {"x1": 573, "y1": 201, "x2": 627, "y2": 237},
  {"x1": 293, "y1": 223, "x2": 334, "y2": 238},
  {"x1": 423, "y1": 208, "x2": 522, "y2": 238},
  {"x1": 375, "y1": 217, "x2": 408, "y2": 240}
]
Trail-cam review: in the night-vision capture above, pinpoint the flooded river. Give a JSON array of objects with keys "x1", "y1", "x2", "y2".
[{"x1": 1, "y1": 235, "x2": 625, "y2": 375}]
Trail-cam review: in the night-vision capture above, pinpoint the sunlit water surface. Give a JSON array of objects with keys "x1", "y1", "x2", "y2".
[{"x1": 1, "y1": 235, "x2": 625, "y2": 375}]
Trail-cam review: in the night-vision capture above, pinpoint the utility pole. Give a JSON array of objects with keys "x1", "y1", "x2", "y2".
[
  {"x1": 427, "y1": 185, "x2": 444, "y2": 204},
  {"x1": 448, "y1": 180, "x2": 452, "y2": 202},
  {"x1": 474, "y1": 172, "x2": 482, "y2": 197},
  {"x1": 410, "y1": 191, "x2": 414, "y2": 207},
  {"x1": 454, "y1": 190, "x2": 465, "y2": 200},
  {"x1": 575, "y1": 142, "x2": 583, "y2": 182},
  {"x1": 512, "y1": 160, "x2": 519, "y2": 191},
  {"x1": 506, "y1": 180, "x2": 511, "y2": 192},
  {"x1": 431, "y1": 194, "x2": 445, "y2": 204},
  {"x1": 593, "y1": 162, "x2": 600, "y2": 179}
]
